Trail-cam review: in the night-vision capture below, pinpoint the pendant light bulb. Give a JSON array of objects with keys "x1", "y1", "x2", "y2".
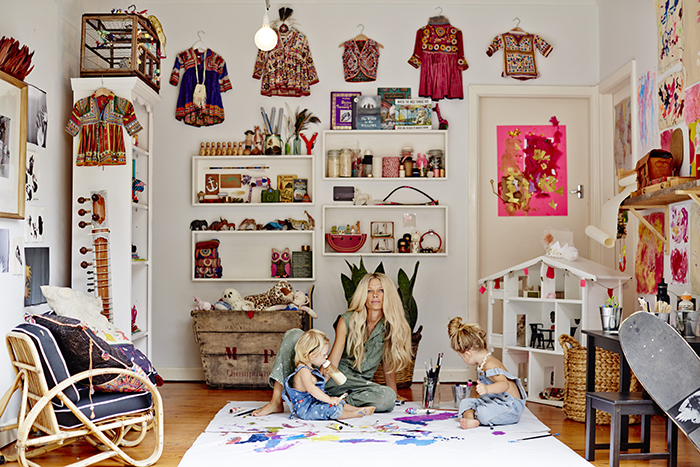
[{"x1": 255, "y1": 10, "x2": 277, "y2": 51}]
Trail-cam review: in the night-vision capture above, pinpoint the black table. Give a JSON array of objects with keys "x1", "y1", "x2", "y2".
[{"x1": 582, "y1": 329, "x2": 700, "y2": 444}]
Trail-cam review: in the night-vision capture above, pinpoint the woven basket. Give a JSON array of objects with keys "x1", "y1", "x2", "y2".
[
  {"x1": 559, "y1": 334, "x2": 640, "y2": 425},
  {"x1": 372, "y1": 326, "x2": 421, "y2": 389}
]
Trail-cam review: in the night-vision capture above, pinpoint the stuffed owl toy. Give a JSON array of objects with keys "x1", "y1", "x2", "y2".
[{"x1": 271, "y1": 247, "x2": 291, "y2": 278}]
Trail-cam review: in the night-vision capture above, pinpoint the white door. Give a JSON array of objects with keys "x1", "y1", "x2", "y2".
[{"x1": 468, "y1": 86, "x2": 599, "y2": 325}]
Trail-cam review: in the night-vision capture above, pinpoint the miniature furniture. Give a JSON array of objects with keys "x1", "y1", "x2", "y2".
[
  {"x1": 585, "y1": 391, "x2": 677, "y2": 467},
  {"x1": 480, "y1": 256, "x2": 630, "y2": 407},
  {"x1": 0, "y1": 323, "x2": 163, "y2": 467}
]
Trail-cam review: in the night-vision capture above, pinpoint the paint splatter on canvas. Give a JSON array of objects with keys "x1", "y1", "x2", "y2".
[
  {"x1": 690, "y1": 203, "x2": 700, "y2": 293},
  {"x1": 689, "y1": 120, "x2": 700, "y2": 176},
  {"x1": 670, "y1": 203, "x2": 690, "y2": 286},
  {"x1": 671, "y1": 204, "x2": 689, "y2": 243},
  {"x1": 671, "y1": 245, "x2": 689, "y2": 284},
  {"x1": 658, "y1": 70, "x2": 684, "y2": 130},
  {"x1": 495, "y1": 118, "x2": 567, "y2": 217},
  {"x1": 635, "y1": 212, "x2": 665, "y2": 294},
  {"x1": 614, "y1": 97, "x2": 632, "y2": 171},
  {"x1": 639, "y1": 71, "x2": 657, "y2": 155},
  {"x1": 685, "y1": 82, "x2": 700, "y2": 125},
  {"x1": 656, "y1": 0, "x2": 683, "y2": 73}
]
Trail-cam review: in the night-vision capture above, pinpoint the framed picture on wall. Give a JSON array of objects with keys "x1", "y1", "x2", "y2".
[{"x1": 0, "y1": 69, "x2": 28, "y2": 219}]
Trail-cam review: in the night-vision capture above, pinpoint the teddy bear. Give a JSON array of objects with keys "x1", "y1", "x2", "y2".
[
  {"x1": 244, "y1": 281, "x2": 295, "y2": 311},
  {"x1": 213, "y1": 288, "x2": 254, "y2": 311}
]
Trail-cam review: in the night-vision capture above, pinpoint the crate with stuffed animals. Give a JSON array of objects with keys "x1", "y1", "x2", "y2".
[
  {"x1": 191, "y1": 309, "x2": 307, "y2": 388},
  {"x1": 80, "y1": 14, "x2": 161, "y2": 92}
]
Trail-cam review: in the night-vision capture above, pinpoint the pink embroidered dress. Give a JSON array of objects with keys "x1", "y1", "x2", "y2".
[
  {"x1": 408, "y1": 21, "x2": 468, "y2": 100},
  {"x1": 253, "y1": 27, "x2": 319, "y2": 97},
  {"x1": 486, "y1": 31, "x2": 553, "y2": 81},
  {"x1": 65, "y1": 93, "x2": 142, "y2": 166},
  {"x1": 342, "y1": 39, "x2": 379, "y2": 82}
]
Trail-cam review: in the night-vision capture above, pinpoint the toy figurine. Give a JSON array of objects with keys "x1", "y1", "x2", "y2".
[
  {"x1": 238, "y1": 141, "x2": 245, "y2": 155},
  {"x1": 204, "y1": 142, "x2": 211, "y2": 156},
  {"x1": 199, "y1": 142, "x2": 205, "y2": 156},
  {"x1": 244, "y1": 130, "x2": 254, "y2": 155},
  {"x1": 252, "y1": 126, "x2": 263, "y2": 155}
]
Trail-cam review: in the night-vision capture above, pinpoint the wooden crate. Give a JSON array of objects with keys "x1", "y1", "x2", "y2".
[
  {"x1": 191, "y1": 309, "x2": 305, "y2": 388},
  {"x1": 80, "y1": 14, "x2": 161, "y2": 92}
]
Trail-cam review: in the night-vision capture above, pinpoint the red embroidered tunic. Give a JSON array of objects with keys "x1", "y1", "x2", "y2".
[
  {"x1": 343, "y1": 39, "x2": 379, "y2": 82},
  {"x1": 408, "y1": 22, "x2": 468, "y2": 100},
  {"x1": 486, "y1": 31, "x2": 553, "y2": 81},
  {"x1": 65, "y1": 93, "x2": 142, "y2": 166},
  {"x1": 253, "y1": 28, "x2": 319, "y2": 97}
]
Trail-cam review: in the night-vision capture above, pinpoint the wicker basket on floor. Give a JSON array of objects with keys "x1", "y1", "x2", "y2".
[{"x1": 559, "y1": 334, "x2": 640, "y2": 425}]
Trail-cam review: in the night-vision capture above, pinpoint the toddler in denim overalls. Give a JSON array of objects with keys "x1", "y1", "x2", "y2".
[
  {"x1": 448, "y1": 317, "x2": 526, "y2": 429},
  {"x1": 282, "y1": 329, "x2": 375, "y2": 421}
]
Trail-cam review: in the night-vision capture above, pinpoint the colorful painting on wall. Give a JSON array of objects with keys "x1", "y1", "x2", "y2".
[
  {"x1": 655, "y1": 0, "x2": 683, "y2": 73},
  {"x1": 638, "y1": 71, "x2": 656, "y2": 155},
  {"x1": 685, "y1": 82, "x2": 700, "y2": 125},
  {"x1": 635, "y1": 211, "x2": 665, "y2": 294},
  {"x1": 690, "y1": 120, "x2": 700, "y2": 177},
  {"x1": 690, "y1": 202, "x2": 700, "y2": 293},
  {"x1": 685, "y1": 0, "x2": 700, "y2": 85},
  {"x1": 658, "y1": 70, "x2": 684, "y2": 130},
  {"x1": 614, "y1": 97, "x2": 632, "y2": 171},
  {"x1": 495, "y1": 118, "x2": 567, "y2": 217},
  {"x1": 24, "y1": 246, "x2": 49, "y2": 306},
  {"x1": 670, "y1": 203, "x2": 690, "y2": 285}
]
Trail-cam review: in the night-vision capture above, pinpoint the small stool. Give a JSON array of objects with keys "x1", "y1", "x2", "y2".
[
  {"x1": 539, "y1": 328, "x2": 555, "y2": 350},
  {"x1": 585, "y1": 391, "x2": 677, "y2": 467}
]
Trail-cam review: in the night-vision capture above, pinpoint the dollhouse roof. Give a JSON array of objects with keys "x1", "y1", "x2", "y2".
[{"x1": 478, "y1": 255, "x2": 630, "y2": 285}]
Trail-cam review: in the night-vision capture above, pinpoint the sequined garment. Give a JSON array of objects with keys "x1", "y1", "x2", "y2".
[
  {"x1": 408, "y1": 22, "x2": 468, "y2": 100},
  {"x1": 343, "y1": 39, "x2": 380, "y2": 82},
  {"x1": 486, "y1": 31, "x2": 553, "y2": 81}
]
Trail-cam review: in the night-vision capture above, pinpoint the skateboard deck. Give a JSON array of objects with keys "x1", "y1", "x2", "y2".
[{"x1": 619, "y1": 311, "x2": 700, "y2": 451}]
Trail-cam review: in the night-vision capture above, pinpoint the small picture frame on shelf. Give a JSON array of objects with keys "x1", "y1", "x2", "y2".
[
  {"x1": 293, "y1": 178, "x2": 307, "y2": 202},
  {"x1": 372, "y1": 237, "x2": 394, "y2": 253},
  {"x1": 277, "y1": 175, "x2": 296, "y2": 203},
  {"x1": 371, "y1": 222, "x2": 393, "y2": 237},
  {"x1": 204, "y1": 173, "x2": 219, "y2": 195},
  {"x1": 220, "y1": 173, "x2": 242, "y2": 189}
]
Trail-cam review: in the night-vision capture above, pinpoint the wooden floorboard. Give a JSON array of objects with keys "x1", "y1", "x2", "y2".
[{"x1": 2, "y1": 382, "x2": 698, "y2": 466}]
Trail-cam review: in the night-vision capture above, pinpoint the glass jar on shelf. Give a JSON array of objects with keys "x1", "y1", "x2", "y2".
[
  {"x1": 339, "y1": 148, "x2": 352, "y2": 177},
  {"x1": 327, "y1": 149, "x2": 340, "y2": 178}
]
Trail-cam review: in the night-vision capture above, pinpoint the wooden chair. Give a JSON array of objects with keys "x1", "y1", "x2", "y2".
[{"x1": 0, "y1": 323, "x2": 163, "y2": 467}]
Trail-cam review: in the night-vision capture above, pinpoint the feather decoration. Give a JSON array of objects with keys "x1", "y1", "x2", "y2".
[
  {"x1": 0, "y1": 36, "x2": 34, "y2": 80},
  {"x1": 293, "y1": 108, "x2": 320, "y2": 135}
]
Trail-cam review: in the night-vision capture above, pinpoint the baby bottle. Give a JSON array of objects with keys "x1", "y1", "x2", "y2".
[{"x1": 322, "y1": 360, "x2": 347, "y2": 385}]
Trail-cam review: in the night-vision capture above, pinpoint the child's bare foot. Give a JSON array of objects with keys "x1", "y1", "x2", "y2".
[
  {"x1": 339, "y1": 404, "x2": 375, "y2": 419},
  {"x1": 358, "y1": 406, "x2": 375, "y2": 416},
  {"x1": 460, "y1": 418, "x2": 480, "y2": 429},
  {"x1": 252, "y1": 400, "x2": 283, "y2": 416}
]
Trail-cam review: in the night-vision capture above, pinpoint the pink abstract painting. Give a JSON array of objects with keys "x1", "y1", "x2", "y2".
[
  {"x1": 658, "y1": 70, "x2": 685, "y2": 130},
  {"x1": 638, "y1": 71, "x2": 657, "y2": 154},
  {"x1": 635, "y1": 212, "x2": 665, "y2": 294},
  {"x1": 671, "y1": 204, "x2": 689, "y2": 243},
  {"x1": 671, "y1": 246, "x2": 689, "y2": 285},
  {"x1": 495, "y1": 118, "x2": 567, "y2": 217},
  {"x1": 685, "y1": 82, "x2": 700, "y2": 125},
  {"x1": 671, "y1": 204, "x2": 689, "y2": 286}
]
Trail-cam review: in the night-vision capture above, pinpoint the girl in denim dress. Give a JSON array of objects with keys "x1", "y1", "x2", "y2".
[
  {"x1": 282, "y1": 329, "x2": 375, "y2": 420},
  {"x1": 448, "y1": 318, "x2": 526, "y2": 429}
]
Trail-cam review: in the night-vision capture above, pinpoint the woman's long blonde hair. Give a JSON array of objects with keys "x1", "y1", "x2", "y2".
[
  {"x1": 345, "y1": 273, "x2": 412, "y2": 373},
  {"x1": 447, "y1": 317, "x2": 487, "y2": 353},
  {"x1": 294, "y1": 329, "x2": 329, "y2": 367}
]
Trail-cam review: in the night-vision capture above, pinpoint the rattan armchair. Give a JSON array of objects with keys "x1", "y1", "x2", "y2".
[{"x1": 0, "y1": 323, "x2": 163, "y2": 467}]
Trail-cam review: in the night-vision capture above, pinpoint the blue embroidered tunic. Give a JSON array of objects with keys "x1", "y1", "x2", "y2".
[{"x1": 170, "y1": 48, "x2": 232, "y2": 127}]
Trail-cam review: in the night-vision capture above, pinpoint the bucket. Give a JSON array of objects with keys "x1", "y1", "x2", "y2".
[
  {"x1": 600, "y1": 307, "x2": 622, "y2": 333},
  {"x1": 452, "y1": 383, "x2": 471, "y2": 408},
  {"x1": 675, "y1": 311, "x2": 700, "y2": 338}
]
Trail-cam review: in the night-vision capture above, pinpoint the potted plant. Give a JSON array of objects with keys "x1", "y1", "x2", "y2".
[{"x1": 340, "y1": 258, "x2": 422, "y2": 388}]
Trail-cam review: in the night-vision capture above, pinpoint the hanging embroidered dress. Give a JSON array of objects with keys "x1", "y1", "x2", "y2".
[
  {"x1": 170, "y1": 48, "x2": 232, "y2": 127},
  {"x1": 342, "y1": 39, "x2": 380, "y2": 82},
  {"x1": 486, "y1": 31, "x2": 553, "y2": 81},
  {"x1": 408, "y1": 21, "x2": 468, "y2": 100},
  {"x1": 65, "y1": 93, "x2": 142, "y2": 166},
  {"x1": 253, "y1": 27, "x2": 319, "y2": 97}
]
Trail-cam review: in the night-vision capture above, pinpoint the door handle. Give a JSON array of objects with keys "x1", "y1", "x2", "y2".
[{"x1": 569, "y1": 185, "x2": 584, "y2": 199}]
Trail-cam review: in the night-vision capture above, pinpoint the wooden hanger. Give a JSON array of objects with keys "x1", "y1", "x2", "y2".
[
  {"x1": 511, "y1": 17, "x2": 525, "y2": 33},
  {"x1": 94, "y1": 77, "x2": 113, "y2": 97},
  {"x1": 338, "y1": 24, "x2": 383, "y2": 48},
  {"x1": 191, "y1": 30, "x2": 208, "y2": 52}
]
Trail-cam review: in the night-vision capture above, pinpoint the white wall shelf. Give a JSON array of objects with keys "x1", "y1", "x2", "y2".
[
  {"x1": 191, "y1": 230, "x2": 315, "y2": 282},
  {"x1": 479, "y1": 256, "x2": 629, "y2": 407},
  {"x1": 322, "y1": 130, "x2": 448, "y2": 180},
  {"x1": 70, "y1": 77, "x2": 160, "y2": 359},
  {"x1": 322, "y1": 205, "x2": 447, "y2": 256},
  {"x1": 191, "y1": 155, "x2": 314, "y2": 206}
]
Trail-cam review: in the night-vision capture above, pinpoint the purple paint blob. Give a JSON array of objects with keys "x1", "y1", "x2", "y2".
[
  {"x1": 492, "y1": 431, "x2": 506, "y2": 436},
  {"x1": 395, "y1": 412, "x2": 457, "y2": 426}
]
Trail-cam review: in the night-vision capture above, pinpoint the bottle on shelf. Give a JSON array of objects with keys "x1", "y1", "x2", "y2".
[{"x1": 656, "y1": 278, "x2": 671, "y2": 307}]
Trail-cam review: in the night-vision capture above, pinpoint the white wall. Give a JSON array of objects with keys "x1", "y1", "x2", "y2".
[
  {"x1": 124, "y1": 0, "x2": 600, "y2": 381},
  {"x1": 0, "y1": 0, "x2": 85, "y2": 438}
]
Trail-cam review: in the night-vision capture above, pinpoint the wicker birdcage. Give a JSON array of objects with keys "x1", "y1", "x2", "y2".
[
  {"x1": 559, "y1": 334, "x2": 640, "y2": 425},
  {"x1": 80, "y1": 14, "x2": 161, "y2": 92}
]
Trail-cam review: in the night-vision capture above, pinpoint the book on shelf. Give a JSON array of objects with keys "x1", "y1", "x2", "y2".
[
  {"x1": 330, "y1": 91, "x2": 361, "y2": 130},
  {"x1": 377, "y1": 87, "x2": 411, "y2": 130},
  {"x1": 277, "y1": 174, "x2": 296, "y2": 203},
  {"x1": 353, "y1": 95, "x2": 381, "y2": 130},
  {"x1": 293, "y1": 178, "x2": 308, "y2": 202},
  {"x1": 394, "y1": 98, "x2": 433, "y2": 130}
]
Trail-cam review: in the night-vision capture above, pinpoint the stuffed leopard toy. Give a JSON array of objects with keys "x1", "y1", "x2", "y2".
[{"x1": 244, "y1": 281, "x2": 294, "y2": 311}]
